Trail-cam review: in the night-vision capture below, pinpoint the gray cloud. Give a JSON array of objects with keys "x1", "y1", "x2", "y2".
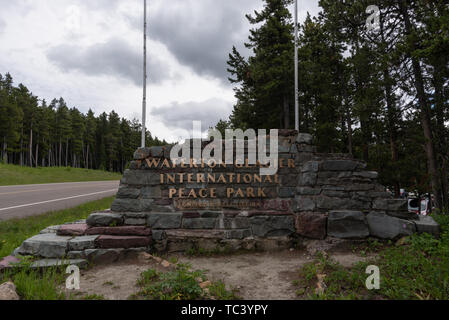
[
  {"x1": 151, "y1": 98, "x2": 232, "y2": 131},
  {"x1": 126, "y1": 0, "x2": 262, "y2": 82},
  {"x1": 46, "y1": 37, "x2": 171, "y2": 85}
]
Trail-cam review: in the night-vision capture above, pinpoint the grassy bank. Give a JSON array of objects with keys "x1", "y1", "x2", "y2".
[
  {"x1": 0, "y1": 197, "x2": 115, "y2": 259},
  {"x1": 0, "y1": 163, "x2": 121, "y2": 186},
  {"x1": 293, "y1": 214, "x2": 449, "y2": 300}
]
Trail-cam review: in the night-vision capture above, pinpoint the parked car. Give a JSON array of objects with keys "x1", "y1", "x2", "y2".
[{"x1": 408, "y1": 198, "x2": 431, "y2": 215}]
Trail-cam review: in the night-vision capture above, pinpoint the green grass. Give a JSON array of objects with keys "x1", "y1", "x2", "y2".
[
  {"x1": 131, "y1": 263, "x2": 240, "y2": 300},
  {"x1": 0, "y1": 197, "x2": 115, "y2": 259},
  {"x1": 293, "y1": 213, "x2": 449, "y2": 300},
  {"x1": 0, "y1": 163, "x2": 121, "y2": 186}
]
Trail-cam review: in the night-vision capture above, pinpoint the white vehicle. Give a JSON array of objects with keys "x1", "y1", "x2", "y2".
[{"x1": 408, "y1": 198, "x2": 431, "y2": 215}]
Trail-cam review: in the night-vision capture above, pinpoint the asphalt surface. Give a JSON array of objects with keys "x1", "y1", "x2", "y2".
[{"x1": 0, "y1": 181, "x2": 120, "y2": 221}]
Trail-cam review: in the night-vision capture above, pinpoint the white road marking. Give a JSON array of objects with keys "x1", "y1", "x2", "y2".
[
  {"x1": 0, "y1": 181, "x2": 119, "y2": 189},
  {"x1": 0, "y1": 189, "x2": 117, "y2": 212}
]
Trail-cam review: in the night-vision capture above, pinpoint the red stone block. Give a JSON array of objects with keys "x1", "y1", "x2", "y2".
[
  {"x1": 295, "y1": 212, "x2": 327, "y2": 240},
  {"x1": 57, "y1": 224, "x2": 88, "y2": 236},
  {"x1": 95, "y1": 235, "x2": 151, "y2": 249},
  {"x1": 0, "y1": 256, "x2": 20, "y2": 270},
  {"x1": 86, "y1": 226, "x2": 151, "y2": 236}
]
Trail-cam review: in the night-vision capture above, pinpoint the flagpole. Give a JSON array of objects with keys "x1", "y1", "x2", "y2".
[
  {"x1": 141, "y1": 0, "x2": 147, "y2": 148},
  {"x1": 294, "y1": 0, "x2": 299, "y2": 131}
]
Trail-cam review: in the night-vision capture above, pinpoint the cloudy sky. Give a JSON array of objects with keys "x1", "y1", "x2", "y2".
[{"x1": 0, "y1": 0, "x2": 320, "y2": 143}]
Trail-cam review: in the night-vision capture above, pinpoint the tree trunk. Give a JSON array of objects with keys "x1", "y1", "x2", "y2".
[{"x1": 400, "y1": 0, "x2": 442, "y2": 210}]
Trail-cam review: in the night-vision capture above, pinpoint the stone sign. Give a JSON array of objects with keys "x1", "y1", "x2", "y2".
[{"x1": 6, "y1": 130, "x2": 440, "y2": 264}]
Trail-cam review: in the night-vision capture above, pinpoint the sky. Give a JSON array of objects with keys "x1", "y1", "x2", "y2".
[{"x1": 0, "y1": 0, "x2": 320, "y2": 143}]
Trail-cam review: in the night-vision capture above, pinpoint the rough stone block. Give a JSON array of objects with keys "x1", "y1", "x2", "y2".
[
  {"x1": 116, "y1": 186, "x2": 141, "y2": 199},
  {"x1": 414, "y1": 215, "x2": 440, "y2": 237},
  {"x1": 120, "y1": 170, "x2": 160, "y2": 186},
  {"x1": 86, "y1": 226, "x2": 151, "y2": 236},
  {"x1": 111, "y1": 199, "x2": 143, "y2": 212},
  {"x1": 68, "y1": 235, "x2": 98, "y2": 251},
  {"x1": 373, "y1": 199, "x2": 408, "y2": 211},
  {"x1": 297, "y1": 187, "x2": 322, "y2": 196},
  {"x1": 225, "y1": 229, "x2": 252, "y2": 240},
  {"x1": 298, "y1": 172, "x2": 317, "y2": 186},
  {"x1": 152, "y1": 230, "x2": 167, "y2": 241},
  {"x1": 366, "y1": 212, "x2": 416, "y2": 240},
  {"x1": 57, "y1": 224, "x2": 88, "y2": 236},
  {"x1": 353, "y1": 171, "x2": 379, "y2": 179},
  {"x1": 16, "y1": 234, "x2": 71, "y2": 258},
  {"x1": 293, "y1": 197, "x2": 316, "y2": 212},
  {"x1": 296, "y1": 133, "x2": 313, "y2": 145},
  {"x1": 147, "y1": 212, "x2": 182, "y2": 229},
  {"x1": 31, "y1": 259, "x2": 88, "y2": 270},
  {"x1": 321, "y1": 160, "x2": 359, "y2": 171},
  {"x1": 328, "y1": 210, "x2": 369, "y2": 239},
  {"x1": 0, "y1": 256, "x2": 20, "y2": 270},
  {"x1": 87, "y1": 212, "x2": 124, "y2": 227},
  {"x1": 141, "y1": 186, "x2": 162, "y2": 199},
  {"x1": 250, "y1": 216, "x2": 295, "y2": 237},
  {"x1": 95, "y1": 235, "x2": 151, "y2": 249},
  {"x1": 279, "y1": 187, "x2": 295, "y2": 198},
  {"x1": 295, "y1": 212, "x2": 327, "y2": 240},
  {"x1": 39, "y1": 225, "x2": 61, "y2": 234},
  {"x1": 165, "y1": 229, "x2": 227, "y2": 239},
  {"x1": 301, "y1": 161, "x2": 319, "y2": 173},
  {"x1": 84, "y1": 248, "x2": 124, "y2": 264},
  {"x1": 134, "y1": 147, "x2": 151, "y2": 160},
  {"x1": 216, "y1": 217, "x2": 250, "y2": 229},
  {"x1": 182, "y1": 218, "x2": 217, "y2": 229}
]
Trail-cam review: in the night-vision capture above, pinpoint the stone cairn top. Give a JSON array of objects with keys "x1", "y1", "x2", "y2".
[{"x1": 2, "y1": 131, "x2": 439, "y2": 268}]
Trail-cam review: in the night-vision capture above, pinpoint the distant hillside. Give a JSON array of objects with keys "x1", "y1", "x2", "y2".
[{"x1": 0, "y1": 163, "x2": 121, "y2": 186}]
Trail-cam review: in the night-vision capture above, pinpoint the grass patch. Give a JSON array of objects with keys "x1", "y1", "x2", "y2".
[
  {"x1": 0, "y1": 163, "x2": 121, "y2": 186},
  {"x1": 0, "y1": 258, "x2": 67, "y2": 300},
  {"x1": 0, "y1": 197, "x2": 115, "y2": 259},
  {"x1": 131, "y1": 263, "x2": 239, "y2": 300},
  {"x1": 293, "y1": 213, "x2": 449, "y2": 300}
]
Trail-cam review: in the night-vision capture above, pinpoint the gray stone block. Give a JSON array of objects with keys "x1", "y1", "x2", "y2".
[
  {"x1": 84, "y1": 248, "x2": 124, "y2": 264},
  {"x1": 141, "y1": 186, "x2": 162, "y2": 199},
  {"x1": 182, "y1": 218, "x2": 218, "y2": 229},
  {"x1": 217, "y1": 217, "x2": 250, "y2": 229},
  {"x1": 353, "y1": 171, "x2": 379, "y2": 179},
  {"x1": 147, "y1": 212, "x2": 182, "y2": 229},
  {"x1": 134, "y1": 147, "x2": 150, "y2": 160},
  {"x1": 366, "y1": 212, "x2": 416, "y2": 239},
  {"x1": 279, "y1": 187, "x2": 295, "y2": 198},
  {"x1": 414, "y1": 215, "x2": 440, "y2": 237},
  {"x1": 226, "y1": 229, "x2": 252, "y2": 240},
  {"x1": 299, "y1": 172, "x2": 317, "y2": 186},
  {"x1": 87, "y1": 212, "x2": 124, "y2": 227},
  {"x1": 121, "y1": 170, "x2": 160, "y2": 186},
  {"x1": 68, "y1": 236, "x2": 98, "y2": 251},
  {"x1": 294, "y1": 197, "x2": 316, "y2": 212},
  {"x1": 296, "y1": 133, "x2": 313, "y2": 145},
  {"x1": 111, "y1": 199, "x2": 143, "y2": 212},
  {"x1": 17, "y1": 234, "x2": 71, "y2": 258},
  {"x1": 301, "y1": 161, "x2": 319, "y2": 173},
  {"x1": 250, "y1": 216, "x2": 295, "y2": 237},
  {"x1": 152, "y1": 230, "x2": 167, "y2": 241},
  {"x1": 321, "y1": 160, "x2": 358, "y2": 171},
  {"x1": 328, "y1": 210, "x2": 369, "y2": 239},
  {"x1": 116, "y1": 186, "x2": 140, "y2": 199},
  {"x1": 31, "y1": 259, "x2": 88, "y2": 269},
  {"x1": 39, "y1": 225, "x2": 61, "y2": 234},
  {"x1": 297, "y1": 187, "x2": 322, "y2": 195},
  {"x1": 373, "y1": 199, "x2": 408, "y2": 211}
]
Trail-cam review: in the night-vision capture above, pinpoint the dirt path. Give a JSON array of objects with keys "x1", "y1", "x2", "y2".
[{"x1": 68, "y1": 249, "x2": 370, "y2": 300}]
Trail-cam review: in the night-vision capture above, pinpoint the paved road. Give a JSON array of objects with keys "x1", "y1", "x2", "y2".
[{"x1": 0, "y1": 181, "x2": 120, "y2": 221}]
